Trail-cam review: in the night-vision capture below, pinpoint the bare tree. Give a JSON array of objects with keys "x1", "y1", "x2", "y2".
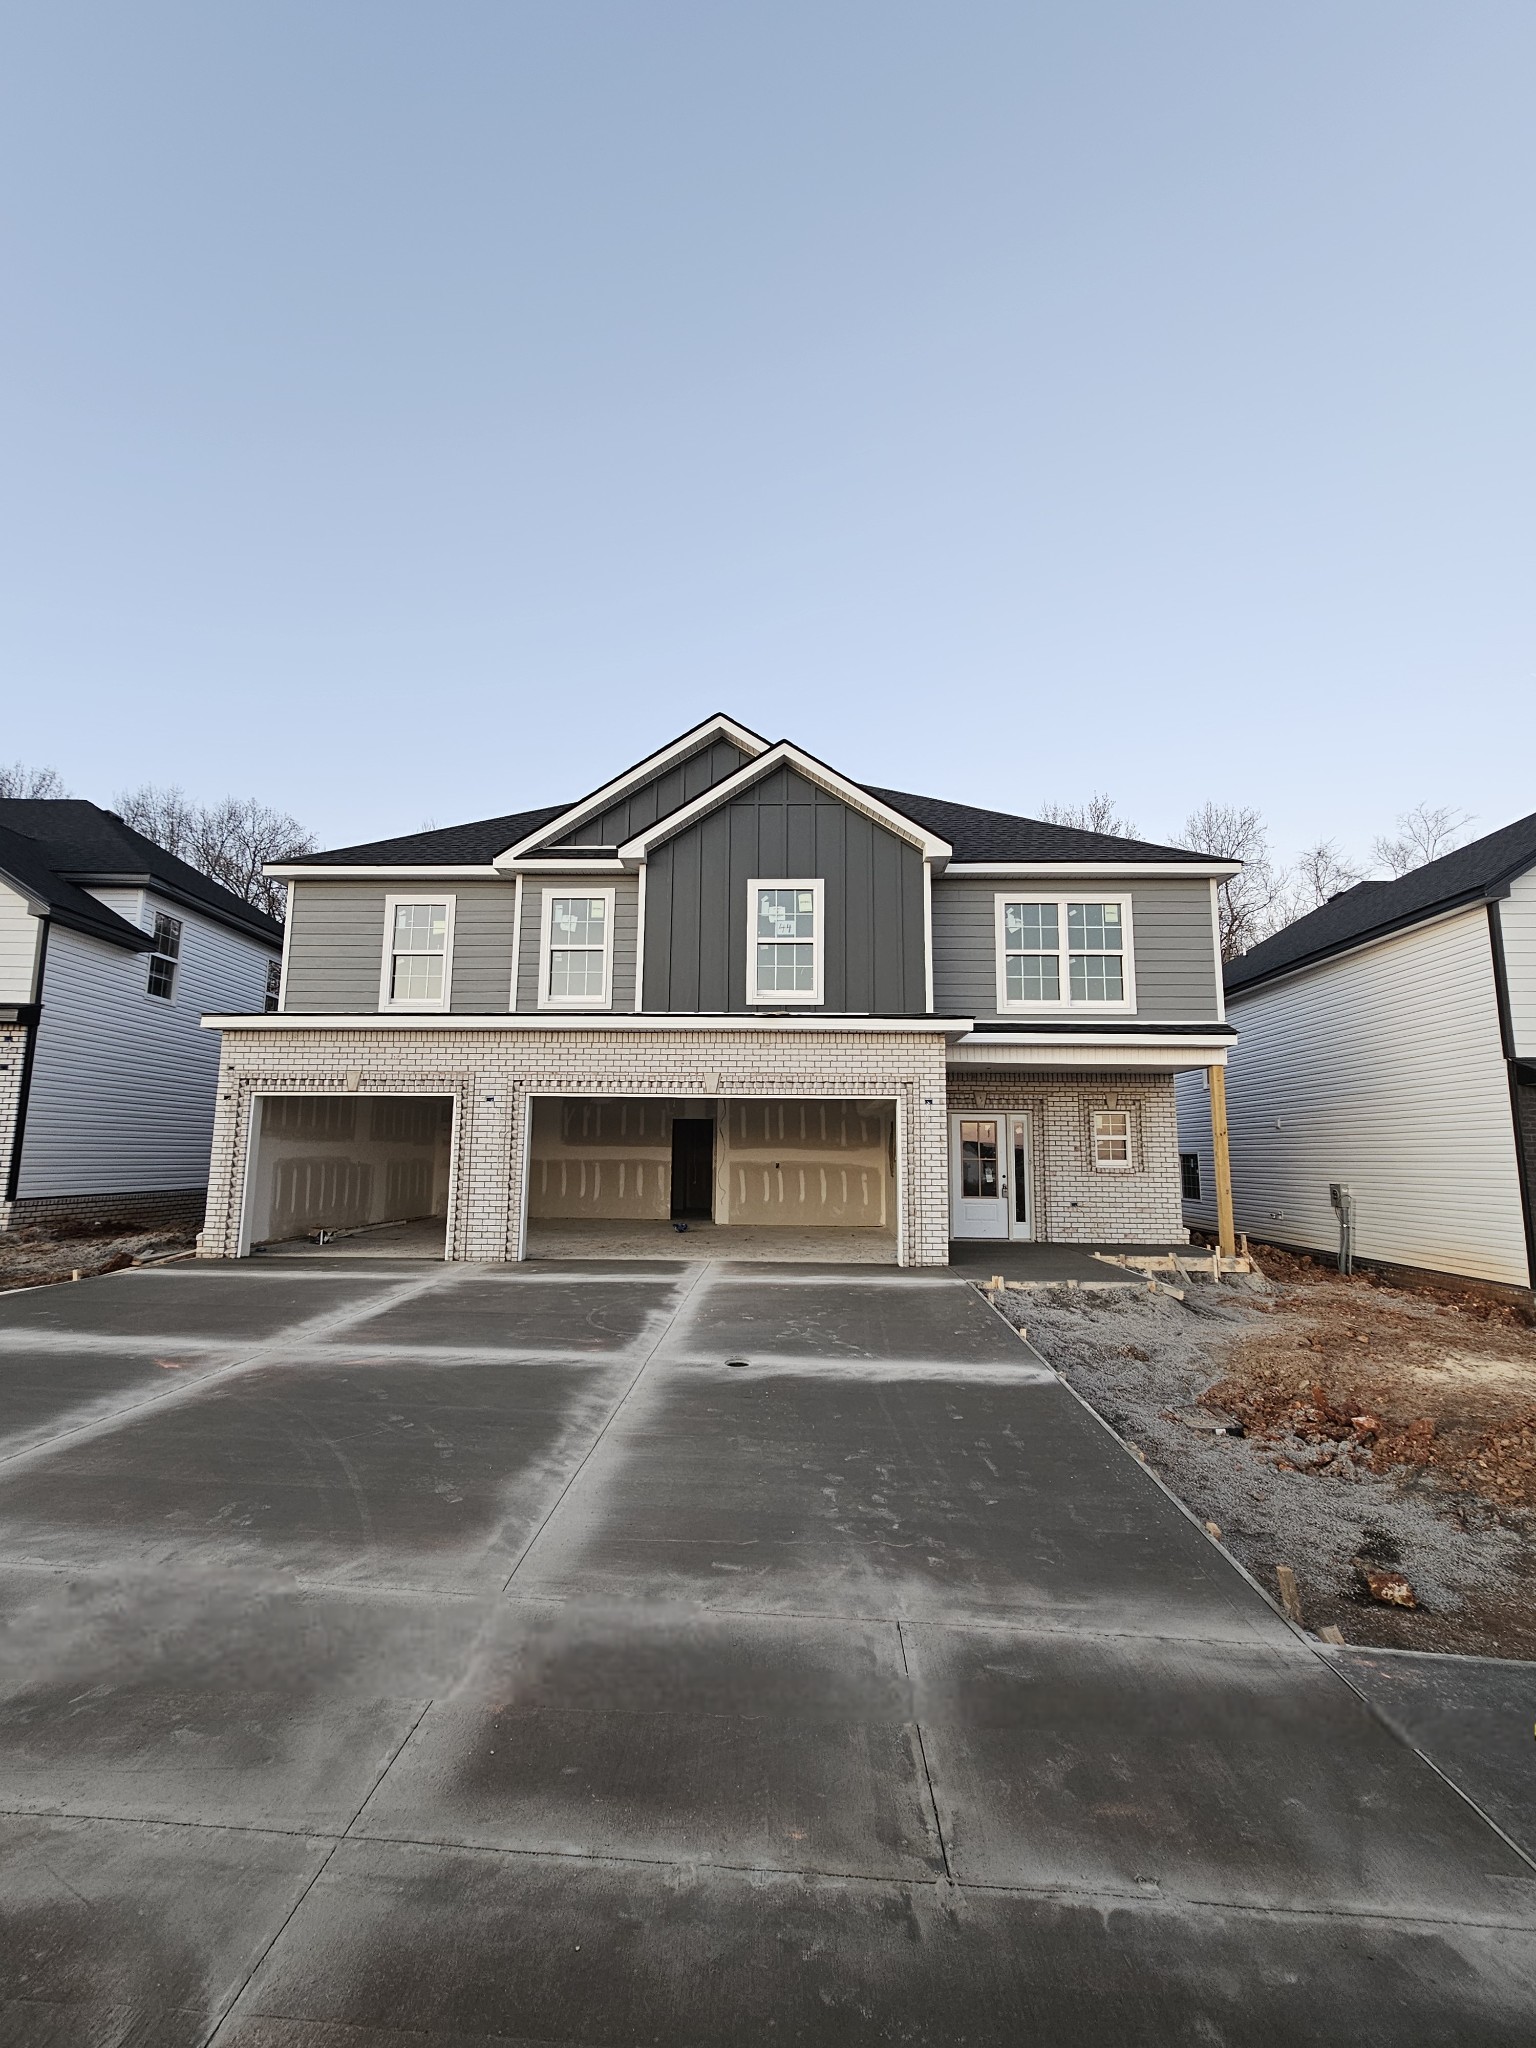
[
  {"x1": 115, "y1": 784, "x2": 315, "y2": 920},
  {"x1": 1179, "y1": 800, "x2": 1281, "y2": 961},
  {"x1": 0, "y1": 762, "x2": 71, "y2": 799},
  {"x1": 1371, "y1": 802, "x2": 1472, "y2": 878},
  {"x1": 1039, "y1": 793, "x2": 1140, "y2": 838},
  {"x1": 1288, "y1": 838, "x2": 1368, "y2": 912}
]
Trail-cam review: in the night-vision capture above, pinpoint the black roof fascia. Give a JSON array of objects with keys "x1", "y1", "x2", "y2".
[{"x1": 0, "y1": 857, "x2": 154, "y2": 953}]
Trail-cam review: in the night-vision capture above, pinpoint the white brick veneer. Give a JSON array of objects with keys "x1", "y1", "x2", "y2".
[
  {"x1": 200, "y1": 1028, "x2": 953, "y2": 1266},
  {"x1": 946, "y1": 1071, "x2": 1187, "y2": 1244}
]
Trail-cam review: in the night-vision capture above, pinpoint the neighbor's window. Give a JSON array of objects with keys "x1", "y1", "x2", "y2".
[
  {"x1": 749, "y1": 879, "x2": 823, "y2": 1003},
  {"x1": 539, "y1": 890, "x2": 615, "y2": 1009},
  {"x1": 264, "y1": 958, "x2": 282, "y2": 1013},
  {"x1": 1092, "y1": 1109, "x2": 1132, "y2": 1169},
  {"x1": 997, "y1": 897, "x2": 1132, "y2": 1009},
  {"x1": 382, "y1": 899, "x2": 453, "y2": 1009},
  {"x1": 147, "y1": 913, "x2": 182, "y2": 999},
  {"x1": 1180, "y1": 1151, "x2": 1202, "y2": 1200}
]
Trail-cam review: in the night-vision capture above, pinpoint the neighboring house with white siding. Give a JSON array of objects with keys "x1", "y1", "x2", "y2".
[
  {"x1": 0, "y1": 802, "x2": 282, "y2": 1233},
  {"x1": 1178, "y1": 812, "x2": 1536, "y2": 1298}
]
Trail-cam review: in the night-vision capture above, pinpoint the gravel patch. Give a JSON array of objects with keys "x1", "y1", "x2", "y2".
[{"x1": 984, "y1": 1278, "x2": 1536, "y2": 1660}]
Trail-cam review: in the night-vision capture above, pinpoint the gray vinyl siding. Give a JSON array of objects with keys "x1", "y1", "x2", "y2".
[
  {"x1": 284, "y1": 881, "x2": 520, "y2": 1014},
  {"x1": 546, "y1": 740, "x2": 751, "y2": 849},
  {"x1": 931, "y1": 875, "x2": 1221, "y2": 1022},
  {"x1": 643, "y1": 765, "x2": 925, "y2": 1014},
  {"x1": 17, "y1": 889, "x2": 275, "y2": 1197},
  {"x1": 515, "y1": 874, "x2": 640, "y2": 1012}
]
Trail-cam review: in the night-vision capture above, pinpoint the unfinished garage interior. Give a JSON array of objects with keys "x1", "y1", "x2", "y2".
[
  {"x1": 522, "y1": 1096, "x2": 899, "y2": 1261},
  {"x1": 240, "y1": 1095, "x2": 455, "y2": 1256}
]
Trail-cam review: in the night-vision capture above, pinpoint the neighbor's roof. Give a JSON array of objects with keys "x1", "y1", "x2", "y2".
[
  {"x1": 292, "y1": 792, "x2": 1208, "y2": 870},
  {"x1": 0, "y1": 821, "x2": 154, "y2": 952},
  {"x1": 0, "y1": 801, "x2": 283, "y2": 946},
  {"x1": 1226, "y1": 808, "x2": 1536, "y2": 999}
]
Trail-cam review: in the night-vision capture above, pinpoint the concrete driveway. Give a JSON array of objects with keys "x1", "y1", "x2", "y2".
[{"x1": 1, "y1": 1258, "x2": 1533, "y2": 2045}]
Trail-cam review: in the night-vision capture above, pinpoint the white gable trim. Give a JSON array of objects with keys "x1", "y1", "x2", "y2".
[
  {"x1": 495, "y1": 714, "x2": 771, "y2": 863},
  {"x1": 615, "y1": 743, "x2": 953, "y2": 866}
]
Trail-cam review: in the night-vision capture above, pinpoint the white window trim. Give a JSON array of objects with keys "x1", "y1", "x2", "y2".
[
  {"x1": 379, "y1": 894, "x2": 456, "y2": 1013},
  {"x1": 746, "y1": 877, "x2": 825, "y2": 1006},
  {"x1": 1090, "y1": 1107, "x2": 1135, "y2": 1172},
  {"x1": 993, "y1": 892, "x2": 1136, "y2": 1014},
  {"x1": 537, "y1": 885, "x2": 616, "y2": 1011}
]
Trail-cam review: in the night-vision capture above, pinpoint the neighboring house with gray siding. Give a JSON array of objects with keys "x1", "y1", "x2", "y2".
[
  {"x1": 1178, "y1": 810, "x2": 1536, "y2": 1298},
  {"x1": 0, "y1": 803, "x2": 282, "y2": 1233},
  {"x1": 202, "y1": 715, "x2": 1237, "y2": 1265}
]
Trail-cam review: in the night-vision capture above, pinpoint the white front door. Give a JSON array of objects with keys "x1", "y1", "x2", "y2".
[{"x1": 950, "y1": 1115, "x2": 1009, "y2": 1239}]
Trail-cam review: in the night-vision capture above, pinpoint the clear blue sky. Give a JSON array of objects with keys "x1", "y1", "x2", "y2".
[{"x1": 3, "y1": 3, "x2": 1532, "y2": 861}]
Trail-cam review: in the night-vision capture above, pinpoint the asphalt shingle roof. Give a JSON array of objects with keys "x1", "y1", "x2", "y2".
[
  {"x1": 0, "y1": 821, "x2": 153, "y2": 952},
  {"x1": 0, "y1": 801, "x2": 282, "y2": 945},
  {"x1": 289, "y1": 803, "x2": 572, "y2": 868},
  {"x1": 1226, "y1": 809, "x2": 1536, "y2": 997},
  {"x1": 861, "y1": 788, "x2": 1210, "y2": 864},
  {"x1": 297, "y1": 792, "x2": 1206, "y2": 869}
]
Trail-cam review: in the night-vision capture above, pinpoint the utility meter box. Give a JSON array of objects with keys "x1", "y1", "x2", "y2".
[{"x1": 1329, "y1": 1183, "x2": 1351, "y2": 1212}]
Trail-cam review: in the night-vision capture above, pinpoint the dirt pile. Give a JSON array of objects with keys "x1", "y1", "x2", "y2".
[{"x1": 0, "y1": 1220, "x2": 196, "y2": 1290}]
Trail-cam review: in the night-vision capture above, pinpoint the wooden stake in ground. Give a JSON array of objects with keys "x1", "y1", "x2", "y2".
[{"x1": 1274, "y1": 1563, "x2": 1304, "y2": 1626}]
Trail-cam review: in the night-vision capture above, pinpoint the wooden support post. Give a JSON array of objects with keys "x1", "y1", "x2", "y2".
[{"x1": 1208, "y1": 1063, "x2": 1236, "y2": 1258}]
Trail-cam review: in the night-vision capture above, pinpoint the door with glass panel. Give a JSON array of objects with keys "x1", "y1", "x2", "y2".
[{"x1": 950, "y1": 1115, "x2": 1009, "y2": 1238}]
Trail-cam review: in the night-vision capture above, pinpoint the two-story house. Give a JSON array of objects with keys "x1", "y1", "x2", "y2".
[
  {"x1": 1178, "y1": 809, "x2": 1536, "y2": 1299},
  {"x1": 199, "y1": 716, "x2": 1237, "y2": 1265},
  {"x1": 0, "y1": 801, "x2": 282, "y2": 1235}
]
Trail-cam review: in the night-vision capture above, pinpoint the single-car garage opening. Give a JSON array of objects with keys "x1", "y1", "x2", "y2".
[
  {"x1": 524, "y1": 1096, "x2": 899, "y2": 1262},
  {"x1": 242, "y1": 1095, "x2": 455, "y2": 1257}
]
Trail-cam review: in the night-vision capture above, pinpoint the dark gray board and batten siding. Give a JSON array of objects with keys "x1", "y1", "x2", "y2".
[
  {"x1": 930, "y1": 876, "x2": 1221, "y2": 1022},
  {"x1": 642, "y1": 766, "x2": 926, "y2": 1014},
  {"x1": 545, "y1": 740, "x2": 752, "y2": 850}
]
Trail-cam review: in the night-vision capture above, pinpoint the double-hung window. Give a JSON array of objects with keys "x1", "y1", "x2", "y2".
[
  {"x1": 538, "y1": 888, "x2": 615, "y2": 1010},
  {"x1": 748, "y1": 879, "x2": 823, "y2": 1005},
  {"x1": 1092, "y1": 1109, "x2": 1132, "y2": 1169},
  {"x1": 381, "y1": 897, "x2": 455, "y2": 1010},
  {"x1": 995, "y1": 895, "x2": 1134, "y2": 1011},
  {"x1": 146, "y1": 913, "x2": 182, "y2": 999}
]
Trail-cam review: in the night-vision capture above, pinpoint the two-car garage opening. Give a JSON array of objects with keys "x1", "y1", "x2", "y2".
[
  {"x1": 237, "y1": 1091, "x2": 901, "y2": 1262},
  {"x1": 524, "y1": 1096, "x2": 899, "y2": 1262},
  {"x1": 241, "y1": 1095, "x2": 454, "y2": 1257}
]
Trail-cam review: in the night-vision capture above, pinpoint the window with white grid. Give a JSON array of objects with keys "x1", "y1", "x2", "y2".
[
  {"x1": 748, "y1": 879, "x2": 823, "y2": 1004},
  {"x1": 380, "y1": 898, "x2": 454, "y2": 1010},
  {"x1": 995, "y1": 896, "x2": 1133, "y2": 1010},
  {"x1": 1091, "y1": 1109, "x2": 1132, "y2": 1169},
  {"x1": 538, "y1": 889, "x2": 615, "y2": 1009}
]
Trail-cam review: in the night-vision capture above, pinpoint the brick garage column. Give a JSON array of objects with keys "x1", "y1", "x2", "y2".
[{"x1": 454, "y1": 1075, "x2": 516, "y2": 1262}]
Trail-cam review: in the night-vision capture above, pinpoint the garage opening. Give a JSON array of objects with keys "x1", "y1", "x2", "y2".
[
  {"x1": 524, "y1": 1096, "x2": 899, "y2": 1262},
  {"x1": 242, "y1": 1095, "x2": 454, "y2": 1257}
]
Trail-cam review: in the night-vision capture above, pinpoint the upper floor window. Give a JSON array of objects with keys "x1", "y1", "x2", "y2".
[
  {"x1": 146, "y1": 913, "x2": 182, "y2": 999},
  {"x1": 264, "y1": 958, "x2": 282, "y2": 1013},
  {"x1": 995, "y1": 895, "x2": 1134, "y2": 1011},
  {"x1": 538, "y1": 889, "x2": 615, "y2": 1010},
  {"x1": 381, "y1": 897, "x2": 454, "y2": 1010},
  {"x1": 748, "y1": 879, "x2": 824, "y2": 1005}
]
